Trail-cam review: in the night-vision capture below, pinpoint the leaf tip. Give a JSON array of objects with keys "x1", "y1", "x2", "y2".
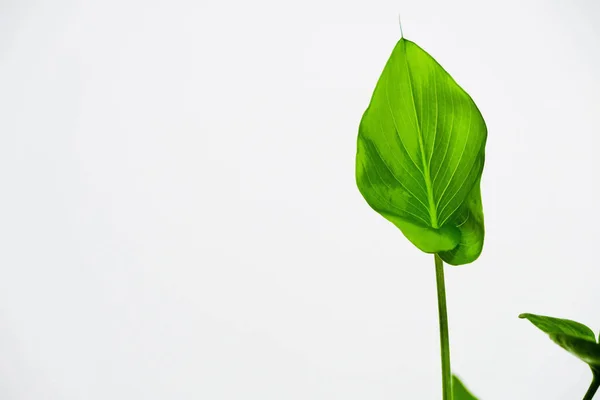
[{"x1": 398, "y1": 13, "x2": 404, "y2": 38}]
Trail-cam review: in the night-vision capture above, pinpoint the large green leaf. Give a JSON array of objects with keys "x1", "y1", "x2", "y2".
[
  {"x1": 355, "y1": 38, "x2": 487, "y2": 265},
  {"x1": 453, "y1": 375, "x2": 479, "y2": 400},
  {"x1": 520, "y1": 313, "x2": 600, "y2": 372}
]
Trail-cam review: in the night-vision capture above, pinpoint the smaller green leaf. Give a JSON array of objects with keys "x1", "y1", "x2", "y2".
[
  {"x1": 520, "y1": 312, "x2": 600, "y2": 379},
  {"x1": 550, "y1": 333, "x2": 600, "y2": 367},
  {"x1": 453, "y1": 375, "x2": 479, "y2": 400},
  {"x1": 519, "y1": 313, "x2": 596, "y2": 342}
]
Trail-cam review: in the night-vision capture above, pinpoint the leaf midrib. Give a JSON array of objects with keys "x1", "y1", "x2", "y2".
[{"x1": 402, "y1": 40, "x2": 439, "y2": 229}]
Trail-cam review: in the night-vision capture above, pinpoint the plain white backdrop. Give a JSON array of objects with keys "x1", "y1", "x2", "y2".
[{"x1": 0, "y1": 0, "x2": 598, "y2": 398}]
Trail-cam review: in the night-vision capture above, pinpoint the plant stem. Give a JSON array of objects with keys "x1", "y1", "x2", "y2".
[
  {"x1": 435, "y1": 254, "x2": 452, "y2": 400},
  {"x1": 583, "y1": 374, "x2": 600, "y2": 400}
]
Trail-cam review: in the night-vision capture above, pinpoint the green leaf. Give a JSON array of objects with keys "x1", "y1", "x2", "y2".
[
  {"x1": 453, "y1": 375, "x2": 479, "y2": 400},
  {"x1": 355, "y1": 38, "x2": 487, "y2": 265},
  {"x1": 550, "y1": 333, "x2": 600, "y2": 367},
  {"x1": 520, "y1": 313, "x2": 600, "y2": 372},
  {"x1": 519, "y1": 313, "x2": 596, "y2": 342}
]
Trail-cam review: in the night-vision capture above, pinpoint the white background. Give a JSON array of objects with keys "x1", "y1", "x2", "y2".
[{"x1": 0, "y1": 0, "x2": 598, "y2": 398}]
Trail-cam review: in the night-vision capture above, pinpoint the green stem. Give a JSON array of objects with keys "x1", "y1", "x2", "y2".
[
  {"x1": 583, "y1": 374, "x2": 600, "y2": 400},
  {"x1": 435, "y1": 254, "x2": 452, "y2": 400}
]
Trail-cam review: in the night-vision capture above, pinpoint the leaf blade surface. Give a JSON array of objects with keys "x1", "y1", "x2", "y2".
[
  {"x1": 519, "y1": 313, "x2": 596, "y2": 342},
  {"x1": 550, "y1": 333, "x2": 600, "y2": 367}
]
